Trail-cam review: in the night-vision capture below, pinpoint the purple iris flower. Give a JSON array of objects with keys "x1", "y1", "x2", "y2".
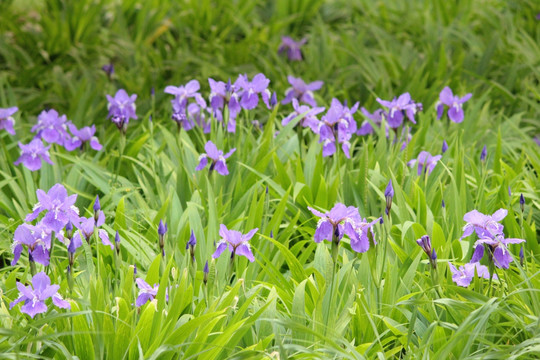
[
  {"x1": 11, "y1": 222, "x2": 52, "y2": 266},
  {"x1": 448, "y1": 262, "x2": 494, "y2": 287},
  {"x1": 318, "y1": 98, "x2": 359, "y2": 158},
  {"x1": 0, "y1": 106, "x2": 18, "y2": 135},
  {"x1": 65, "y1": 124, "x2": 102, "y2": 151},
  {"x1": 308, "y1": 203, "x2": 358, "y2": 244},
  {"x1": 208, "y1": 77, "x2": 242, "y2": 121},
  {"x1": 236, "y1": 73, "x2": 270, "y2": 110},
  {"x1": 25, "y1": 183, "x2": 80, "y2": 233},
  {"x1": 376, "y1": 93, "x2": 418, "y2": 128},
  {"x1": 212, "y1": 224, "x2": 258, "y2": 262},
  {"x1": 346, "y1": 217, "x2": 381, "y2": 253},
  {"x1": 436, "y1": 87, "x2": 472, "y2": 123},
  {"x1": 282, "y1": 76, "x2": 323, "y2": 107},
  {"x1": 10, "y1": 272, "x2": 70, "y2": 318},
  {"x1": 106, "y1": 89, "x2": 137, "y2": 132},
  {"x1": 460, "y1": 209, "x2": 507, "y2": 240},
  {"x1": 135, "y1": 278, "x2": 159, "y2": 307},
  {"x1": 472, "y1": 233, "x2": 525, "y2": 269},
  {"x1": 195, "y1": 141, "x2": 236, "y2": 176},
  {"x1": 14, "y1": 139, "x2": 54, "y2": 171},
  {"x1": 31, "y1": 109, "x2": 71, "y2": 146},
  {"x1": 164, "y1": 80, "x2": 207, "y2": 111},
  {"x1": 357, "y1": 108, "x2": 385, "y2": 136},
  {"x1": 407, "y1": 151, "x2": 442, "y2": 175},
  {"x1": 282, "y1": 98, "x2": 325, "y2": 132},
  {"x1": 73, "y1": 215, "x2": 112, "y2": 250},
  {"x1": 278, "y1": 36, "x2": 307, "y2": 61}
]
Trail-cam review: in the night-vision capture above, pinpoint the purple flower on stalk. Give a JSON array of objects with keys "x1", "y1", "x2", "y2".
[
  {"x1": 106, "y1": 89, "x2": 137, "y2": 132},
  {"x1": 282, "y1": 98, "x2": 325, "y2": 133},
  {"x1": 164, "y1": 80, "x2": 207, "y2": 111},
  {"x1": 347, "y1": 217, "x2": 381, "y2": 253},
  {"x1": 186, "y1": 230, "x2": 196, "y2": 261},
  {"x1": 460, "y1": 209, "x2": 507, "y2": 240},
  {"x1": 158, "y1": 219, "x2": 167, "y2": 256},
  {"x1": 448, "y1": 262, "x2": 494, "y2": 287},
  {"x1": 10, "y1": 272, "x2": 70, "y2": 318},
  {"x1": 14, "y1": 139, "x2": 54, "y2": 171},
  {"x1": 208, "y1": 78, "x2": 242, "y2": 120},
  {"x1": 357, "y1": 108, "x2": 385, "y2": 136},
  {"x1": 73, "y1": 215, "x2": 111, "y2": 250},
  {"x1": 472, "y1": 233, "x2": 525, "y2": 269},
  {"x1": 416, "y1": 235, "x2": 437, "y2": 268},
  {"x1": 135, "y1": 278, "x2": 159, "y2": 307},
  {"x1": 282, "y1": 76, "x2": 323, "y2": 107},
  {"x1": 203, "y1": 260, "x2": 209, "y2": 285},
  {"x1": 64, "y1": 124, "x2": 102, "y2": 151},
  {"x1": 480, "y1": 145, "x2": 487, "y2": 161},
  {"x1": 213, "y1": 225, "x2": 258, "y2": 262},
  {"x1": 11, "y1": 222, "x2": 52, "y2": 266},
  {"x1": 376, "y1": 93, "x2": 419, "y2": 128},
  {"x1": 520, "y1": 194, "x2": 525, "y2": 213},
  {"x1": 31, "y1": 109, "x2": 71, "y2": 145},
  {"x1": 436, "y1": 87, "x2": 472, "y2": 123},
  {"x1": 407, "y1": 151, "x2": 442, "y2": 176},
  {"x1": 102, "y1": 63, "x2": 114, "y2": 79},
  {"x1": 236, "y1": 73, "x2": 270, "y2": 110},
  {"x1": 384, "y1": 180, "x2": 394, "y2": 215},
  {"x1": 278, "y1": 36, "x2": 307, "y2": 61},
  {"x1": 442, "y1": 140, "x2": 449, "y2": 154},
  {"x1": 26, "y1": 184, "x2": 80, "y2": 233},
  {"x1": 0, "y1": 106, "x2": 18, "y2": 135},
  {"x1": 114, "y1": 231, "x2": 121, "y2": 254},
  {"x1": 195, "y1": 141, "x2": 236, "y2": 176},
  {"x1": 318, "y1": 98, "x2": 359, "y2": 158}
]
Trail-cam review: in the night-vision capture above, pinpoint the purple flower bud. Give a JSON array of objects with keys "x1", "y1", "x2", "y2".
[
  {"x1": 266, "y1": 185, "x2": 269, "y2": 194},
  {"x1": 270, "y1": 92, "x2": 278, "y2": 107},
  {"x1": 158, "y1": 220, "x2": 167, "y2": 236},
  {"x1": 384, "y1": 180, "x2": 394, "y2": 215},
  {"x1": 520, "y1": 194, "x2": 525, "y2": 213},
  {"x1": 66, "y1": 221, "x2": 74, "y2": 238},
  {"x1": 115, "y1": 231, "x2": 121, "y2": 255},
  {"x1": 416, "y1": 235, "x2": 432, "y2": 256},
  {"x1": 442, "y1": 199, "x2": 445, "y2": 208},
  {"x1": 225, "y1": 79, "x2": 232, "y2": 93},
  {"x1": 93, "y1": 196, "x2": 101, "y2": 213},
  {"x1": 134, "y1": 264, "x2": 137, "y2": 275},
  {"x1": 379, "y1": 217, "x2": 384, "y2": 224},
  {"x1": 520, "y1": 246, "x2": 524, "y2": 266},
  {"x1": 480, "y1": 145, "x2": 487, "y2": 161},
  {"x1": 431, "y1": 248, "x2": 437, "y2": 261},
  {"x1": 203, "y1": 260, "x2": 209, "y2": 285},
  {"x1": 188, "y1": 230, "x2": 197, "y2": 246},
  {"x1": 151, "y1": 87, "x2": 155, "y2": 96},
  {"x1": 442, "y1": 140, "x2": 448, "y2": 154},
  {"x1": 68, "y1": 238, "x2": 76, "y2": 265},
  {"x1": 102, "y1": 63, "x2": 114, "y2": 78},
  {"x1": 270, "y1": 230, "x2": 273, "y2": 238}
]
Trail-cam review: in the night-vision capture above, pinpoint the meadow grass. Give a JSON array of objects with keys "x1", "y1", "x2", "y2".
[{"x1": 0, "y1": 0, "x2": 539, "y2": 359}]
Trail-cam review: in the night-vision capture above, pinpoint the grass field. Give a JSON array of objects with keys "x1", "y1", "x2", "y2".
[{"x1": 0, "y1": 0, "x2": 539, "y2": 358}]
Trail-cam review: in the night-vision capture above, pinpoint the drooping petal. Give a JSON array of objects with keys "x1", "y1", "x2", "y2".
[
  {"x1": 214, "y1": 159, "x2": 229, "y2": 175},
  {"x1": 235, "y1": 243, "x2": 255, "y2": 262},
  {"x1": 314, "y1": 221, "x2": 333, "y2": 243},
  {"x1": 136, "y1": 293, "x2": 153, "y2": 307},
  {"x1": 439, "y1": 87, "x2": 454, "y2": 105},
  {"x1": 212, "y1": 241, "x2": 228, "y2": 259},
  {"x1": 98, "y1": 229, "x2": 113, "y2": 250},
  {"x1": 470, "y1": 245, "x2": 485, "y2": 263},
  {"x1": 448, "y1": 106, "x2": 464, "y2": 123},
  {"x1": 21, "y1": 299, "x2": 48, "y2": 318},
  {"x1": 52, "y1": 294, "x2": 70, "y2": 309},
  {"x1": 492, "y1": 246, "x2": 512, "y2": 269}
]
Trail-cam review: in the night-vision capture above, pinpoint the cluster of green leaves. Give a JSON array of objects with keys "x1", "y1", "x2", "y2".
[{"x1": 0, "y1": 0, "x2": 539, "y2": 359}]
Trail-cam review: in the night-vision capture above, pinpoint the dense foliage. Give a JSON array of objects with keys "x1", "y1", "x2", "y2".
[{"x1": 0, "y1": 0, "x2": 539, "y2": 358}]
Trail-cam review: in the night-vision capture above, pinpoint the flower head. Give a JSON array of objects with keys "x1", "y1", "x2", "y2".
[
  {"x1": 318, "y1": 98, "x2": 359, "y2": 158},
  {"x1": 31, "y1": 109, "x2": 71, "y2": 145},
  {"x1": 236, "y1": 73, "x2": 270, "y2": 110},
  {"x1": 407, "y1": 151, "x2": 442, "y2": 176},
  {"x1": 278, "y1": 36, "x2": 307, "y2": 61},
  {"x1": 282, "y1": 76, "x2": 323, "y2": 107},
  {"x1": 195, "y1": 141, "x2": 236, "y2": 176},
  {"x1": 73, "y1": 216, "x2": 111, "y2": 249},
  {"x1": 106, "y1": 89, "x2": 137, "y2": 132},
  {"x1": 357, "y1": 108, "x2": 385, "y2": 136},
  {"x1": 436, "y1": 87, "x2": 472, "y2": 123},
  {"x1": 10, "y1": 272, "x2": 70, "y2": 318},
  {"x1": 448, "y1": 262, "x2": 494, "y2": 287},
  {"x1": 0, "y1": 106, "x2": 18, "y2": 135},
  {"x1": 25, "y1": 184, "x2": 79, "y2": 233},
  {"x1": 472, "y1": 233, "x2": 525, "y2": 269},
  {"x1": 281, "y1": 98, "x2": 324, "y2": 133},
  {"x1": 461, "y1": 209, "x2": 507, "y2": 240},
  {"x1": 11, "y1": 222, "x2": 52, "y2": 266},
  {"x1": 14, "y1": 139, "x2": 54, "y2": 171},
  {"x1": 376, "y1": 93, "x2": 419, "y2": 128},
  {"x1": 135, "y1": 278, "x2": 159, "y2": 307},
  {"x1": 212, "y1": 225, "x2": 258, "y2": 262},
  {"x1": 65, "y1": 124, "x2": 102, "y2": 151}
]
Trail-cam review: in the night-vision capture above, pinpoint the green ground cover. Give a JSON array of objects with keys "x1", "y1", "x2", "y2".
[{"x1": 0, "y1": 0, "x2": 539, "y2": 358}]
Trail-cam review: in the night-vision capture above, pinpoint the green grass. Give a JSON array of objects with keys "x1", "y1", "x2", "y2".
[{"x1": 0, "y1": 0, "x2": 539, "y2": 359}]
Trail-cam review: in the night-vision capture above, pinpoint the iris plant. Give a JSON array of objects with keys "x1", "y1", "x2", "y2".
[
  {"x1": 436, "y1": 87, "x2": 472, "y2": 123},
  {"x1": 14, "y1": 139, "x2": 54, "y2": 171},
  {"x1": 212, "y1": 225, "x2": 258, "y2": 262}
]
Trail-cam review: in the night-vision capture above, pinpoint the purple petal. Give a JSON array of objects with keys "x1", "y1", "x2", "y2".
[
  {"x1": 439, "y1": 87, "x2": 454, "y2": 105},
  {"x1": 314, "y1": 221, "x2": 333, "y2": 243},
  {"x1": 214, "y1": 160, "x2": 229, "y2": 175},
  {"x1": 212, "y1": 241, "x2": 228, "y2": 259},
  {"x1": 136, "y1": 293, "x2": 153, "y2": 307},
  {"x1": 52, "y1": 294, "x2": 70, "y2": 309},
  {"x1": 235, "y1": 243, "x2": 255, "y2": 262},
  {"x1": 242, "y1": 228, "x2": 258, "y2": 242},
  {"x1": 491, "y1": 209, "x2": 508, "y2": 222},
  {"x1": 99, "y1": 229, "x2": 113, "y2": 250},
  {"x1": 21, "y1": 300, "x2": 48, "y2": 318},
  {"x1": 493, "y1": 247, "x2": 512, "y2": 269},
  {"x1": 448, "y1": 106, "x2": 464, "y2": 123},
  {"x1": 195, "y1": 155, "x2": 208, "y2": 171},
  {"x1": 470, "y1": 245, "x2": 484, "y2": 262},
  {"x1": 204, "y1": 141, "x2": 220, "y2": 160}
]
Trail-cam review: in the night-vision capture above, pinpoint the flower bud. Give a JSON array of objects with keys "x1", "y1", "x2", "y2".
[
  {"x1": 480, "y1": 145, "x2": 487, "y2": 162},
  {"x1": 384, "y1": 179, "x2": 394, "y2": 215},
  {"x1": 203, "y1": 260, "x2": 209, "y2": 285},
  {"x1": 520, "y1": 194, "x2": 525, "y2": 213}
]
